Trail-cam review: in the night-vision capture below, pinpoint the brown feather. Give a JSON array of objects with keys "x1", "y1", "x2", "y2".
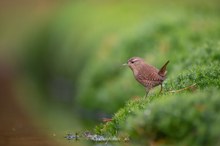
[
  {"x1": 135, "y1": 63, "x2": 163, "y2": 89},
  {"x1": 126, "y1": 57, "x2": 169, "y2": 95},
  {"x1": 158, "y1": 60, "x2": 169, "y2": 77}
]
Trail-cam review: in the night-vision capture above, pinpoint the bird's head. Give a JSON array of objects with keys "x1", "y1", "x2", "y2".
[{"x1": 123, "y1": 57, "x2": 145, "y2": 72}]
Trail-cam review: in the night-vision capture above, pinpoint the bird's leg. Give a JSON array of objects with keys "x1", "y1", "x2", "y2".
[{"x1": 159, "y1": 84, "x2": 163, "y2": 94}]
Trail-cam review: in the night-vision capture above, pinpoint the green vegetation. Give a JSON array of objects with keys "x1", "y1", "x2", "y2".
[
  {"x1": 165, "y1": 42, "x2": 220, "y2": 91},
  {"x1": 74, "y1": 1, "x2": 220, "y2": 115},
  {"x1": 95, "y1": 42, "x2": 220, "y2": 145},
  {"x1": 126, "y1": 88, "x2": 220, "y2": 146},
  {"x1": 1, "y1": 0, "x2": 220, "y2": 145},
  {"x1": 96, "y1": 88, "x2": 220, "y2": 146},
  {"x1": 13, "y1": 0, "x2": 219, "y2": 115}
]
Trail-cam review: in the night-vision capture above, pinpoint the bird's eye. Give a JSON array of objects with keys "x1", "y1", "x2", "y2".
[{"x1": 131, "y1": 61, "x2": 134, "y2": 63}]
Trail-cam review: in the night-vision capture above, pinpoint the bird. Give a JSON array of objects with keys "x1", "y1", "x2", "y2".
[{"x1": 124, "y1": 57, "x2": 169, "y2": 97}]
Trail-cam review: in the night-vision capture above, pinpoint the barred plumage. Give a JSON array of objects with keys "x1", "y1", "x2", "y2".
[{"x1": 125, "y1": 57, "x2": 169, "y2": 97}]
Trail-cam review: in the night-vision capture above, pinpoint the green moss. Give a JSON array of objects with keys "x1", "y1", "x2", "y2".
[
  {"x1": 94, "y1": 42, "x2": 220, "y2": 145},
  {"x1": 165, "y1": 42, "x2": 220, "y2": 90},
  {"x1": 126, "y1": 88, "x2": 220, "y2": 146},
  {"x1": 164, "y1": 62, "x2": 220, "y2": 91},
  {"x1": 95, "y1": 89, "x2": 220, "y2": 145},
  {"x1": 75, "y1": 5, "x2": 220, "y2": 113}
]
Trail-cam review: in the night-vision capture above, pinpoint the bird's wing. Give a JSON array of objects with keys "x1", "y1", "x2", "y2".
[
  {"x1": 136, "y1": 66, "x2": 163, "y2": 89},
  {"x1": 141, "y1": 64, "x2": 161, "y2": 79}
]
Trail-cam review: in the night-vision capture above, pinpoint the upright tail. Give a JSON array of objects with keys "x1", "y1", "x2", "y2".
[{"x1": 158, "y1": 60, "x2": 169, "y2": 77}]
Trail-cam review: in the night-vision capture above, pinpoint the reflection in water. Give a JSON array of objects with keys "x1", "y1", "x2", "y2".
[
  {"x1": 64, "y1": 133, "x2": 79, "y2": 141},
  {"x1": 63, "y1": 131, "x2": 130, "y2": 146}
]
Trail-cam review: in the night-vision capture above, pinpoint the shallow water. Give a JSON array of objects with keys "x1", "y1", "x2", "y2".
[
  {"x1": 0, "y1": 70, "x2": 127, "y2": 146},
  {"x1": 0, "y1": 89, "x2": 123, "y2": 146},
  {"x1": 0, "y1": 82, "x2": 63, "y2": 146}
]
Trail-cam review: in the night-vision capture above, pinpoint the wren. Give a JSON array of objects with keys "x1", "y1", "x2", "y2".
[{"x1": 124, "y1": 57, "x2": 169, "y2": 97}]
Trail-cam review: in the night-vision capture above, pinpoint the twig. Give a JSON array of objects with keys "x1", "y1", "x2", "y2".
[{"x1": 168, "y1": 83, "x2": 197, "y2": 93}]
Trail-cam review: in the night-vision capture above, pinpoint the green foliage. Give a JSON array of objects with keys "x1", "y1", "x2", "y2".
[
  {"x1": 165, "y1": 62, "x2": 220, "y2": 91},
  {"x1": 95, "y1": 97, "x2": 150, "y2": 136},
  {"x1": 74, "y1": 2, "x2": 220, "y2": 113},
  {"x1": 94, "y1": 42, "x2": 220, "y2": 145},
  {"x1": 2, "y1": 0, "x2": 220, "y2": 145},
  {"x1": 165, "y1": 42, "x2": 220, "y2": 90},
  {"x1": 125, "y1": 88, "x2": 220, "y2": 146},
  {"x1": 13, "y1": 0, "x2": 220, "y2": 114}
]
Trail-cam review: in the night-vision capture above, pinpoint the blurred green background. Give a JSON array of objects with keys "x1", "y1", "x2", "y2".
[{"x1": 0, "y1": 0, "x2": 219, "y2": 145}]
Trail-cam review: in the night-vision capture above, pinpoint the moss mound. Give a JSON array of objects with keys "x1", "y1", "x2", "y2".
[
  {"x1": 126, "y1": 89, "x2": 220, "y2": 146},
  {"x1": 95, "y1": 42, "x2": 220, "y2": 146}
]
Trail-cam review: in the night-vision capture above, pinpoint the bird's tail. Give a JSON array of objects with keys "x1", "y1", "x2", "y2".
[{"x1": 158, "y1": 60, "x2": 169, "y2": 77}]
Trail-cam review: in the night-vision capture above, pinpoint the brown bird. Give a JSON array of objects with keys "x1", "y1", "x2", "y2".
[{"x1": 124, "y1": 57, "x2": 169, "y2": 97}]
